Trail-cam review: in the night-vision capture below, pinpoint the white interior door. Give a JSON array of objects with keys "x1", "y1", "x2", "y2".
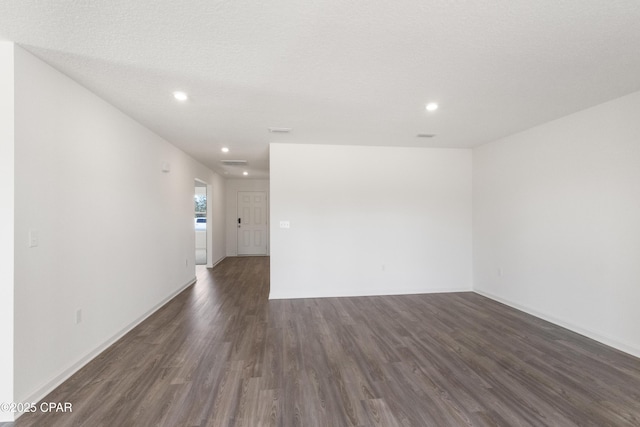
[{"x1": 237, "y1": 191, "x2": 268, "y2": 255}]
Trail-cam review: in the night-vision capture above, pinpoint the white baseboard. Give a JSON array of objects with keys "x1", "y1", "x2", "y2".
[
  {"x1": 269, "y1": 286, "x2": 472, "y2": 300},
  {"x1": 474, "y1": 289, "x2": 640, "y2": 359},
  {"x1": 15, "y1": 276, "x2": 197, "y2": 419},
  {"x1": 209, "y1": 256, "x2": 226, "y2": 268}
]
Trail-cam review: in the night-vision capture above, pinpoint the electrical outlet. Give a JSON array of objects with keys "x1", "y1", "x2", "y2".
[
  {"x1": 498, "y1": 267, "x2": 503, "y2": 277},
  {"x1": 76, "y1": 309, "x2": 82, "y2": 324}
]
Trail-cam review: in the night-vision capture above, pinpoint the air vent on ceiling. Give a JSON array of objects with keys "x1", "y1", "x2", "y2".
[
  {"x1": 268, "y1": 127, "x2": 292, "y2": 133},
  {"x1": 220, "y1": 160, "x2": 248, "y2": 166},
  {"x1": 416, "y1": 133, "x2": 436, "y2": 138}
]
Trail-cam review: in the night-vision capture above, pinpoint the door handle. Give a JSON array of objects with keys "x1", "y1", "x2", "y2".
[{"x1": 238, "y1": 217, "x2": 241, "y2": 228}]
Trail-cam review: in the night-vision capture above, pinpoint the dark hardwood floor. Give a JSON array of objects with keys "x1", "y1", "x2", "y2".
[{"x1": 9, "y1": 256, "x2": 640, "y2": 426}]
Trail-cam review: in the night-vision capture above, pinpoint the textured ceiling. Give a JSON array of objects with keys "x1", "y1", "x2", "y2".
[{"x1": 2, "y1": 1, "x2": 640, "y2": 179}]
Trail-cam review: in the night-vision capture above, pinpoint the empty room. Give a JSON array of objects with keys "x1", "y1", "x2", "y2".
[{"x1": 1, "y1": 1, "x2": 640, "y2": 426}]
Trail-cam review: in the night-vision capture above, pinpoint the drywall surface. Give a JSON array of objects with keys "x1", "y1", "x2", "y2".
[
  {"x1": 12, "y1": 46, "x2": 224, "y2": 404},
  {"x1": 270, "y1": 143, "x2": 472, "y2": 299},
  {"x1": 473, "y1": 90, "x2": 640, "y2": 357},
  {"x1": 0, "y1": 42, "x2": 15, "y2": 422},
  {"x1": 225, "y1": 179, "x2": 270, "y2": 256},
  {"x1": 209, "y1": 173, "x2": 226, "y2": 265}
]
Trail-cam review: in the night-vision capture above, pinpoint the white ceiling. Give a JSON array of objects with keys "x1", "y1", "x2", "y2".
[{"x1": 2, "y1": 1, "x2": 640, "y2": 179}]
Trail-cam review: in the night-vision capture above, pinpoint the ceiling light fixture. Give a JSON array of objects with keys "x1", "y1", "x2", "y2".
[
  {"x1": 417, "y1": 133, "x2": 436, "y2": 138},
  {"x1": 425, "y1": 102, "x2": 439, "y2": 112},
  {"x1": 221, "y1": 147, "x2": 229, "y2": 153},
  {"x1": 173, "y1": 91, "x2": 188, "y2": 102},
  {"x1": 243, "y1": 171, "x2": 249, "y2": 176}
]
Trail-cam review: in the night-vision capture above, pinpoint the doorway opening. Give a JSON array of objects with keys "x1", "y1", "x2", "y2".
[{"x1": 195, "y1": 181, "x2": 207, "y2": 265}]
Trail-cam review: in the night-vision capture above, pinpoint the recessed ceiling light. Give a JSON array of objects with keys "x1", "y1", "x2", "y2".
[
  {"x1": 243, "y1": 171, "x2": 249, "y2": 176},
  {"x1": 417, "y1": 133, "x2": 436, "y2": 138},
  {"x1": 425, "y1": 102, "x2": 438, "y2": 112},
  {"x1": 173, "y1": 91, "x2": 188, "y2": 102},
  {"x1": 268, "y1": 127, "x2": 292, "y2": 133},
  {"x1": 221, "y1": 147, "x2": 229, "y2": 153}
]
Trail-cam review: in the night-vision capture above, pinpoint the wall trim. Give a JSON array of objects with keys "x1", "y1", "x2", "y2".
[
  {"x1": 269, "y1": 286, "x2": 472, "y2": 300},
  {"x1": 209, "y1": 256, "x2": 226, "y2": 269},
  {"x1": 474, "y1": 289, "x2": 640, "y2": 359},
  {"x1": 15, "y1": 276, "x2": 197, "y2": 419}
]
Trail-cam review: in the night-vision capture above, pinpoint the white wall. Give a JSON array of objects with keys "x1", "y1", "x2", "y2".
[
  {"x1": 12, "y1": 46, "x2": 225, "y2": 405},
  {"x1": 473, "y1": 90, "x2": 640, "y2": 357},
  {"x1": 0, "y1": 42, "x2": 15, "y2": 422},
  {"x1": 270, "y1": 143, "x2": 472, "y2": 299},
  {"x1": 225, "y1": 178, "x2": 270, "y2": 256},
  {"x1": 209, "y1": 174, "x2": 226, "y2": 265}
]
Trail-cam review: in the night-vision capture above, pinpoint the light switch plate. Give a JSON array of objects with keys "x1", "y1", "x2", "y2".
[{"x1": 28, "y1": 229, "x2": 38, "y2": 248}]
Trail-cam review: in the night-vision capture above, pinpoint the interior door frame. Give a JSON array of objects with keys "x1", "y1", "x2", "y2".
[{"x1": 195, "y1": 178, "x2": 213, "y2": 267}]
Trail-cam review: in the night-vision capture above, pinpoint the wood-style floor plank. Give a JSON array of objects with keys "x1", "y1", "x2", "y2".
[{"x1": 7, "y1": 256, "x2": 640, "y2": 426}]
